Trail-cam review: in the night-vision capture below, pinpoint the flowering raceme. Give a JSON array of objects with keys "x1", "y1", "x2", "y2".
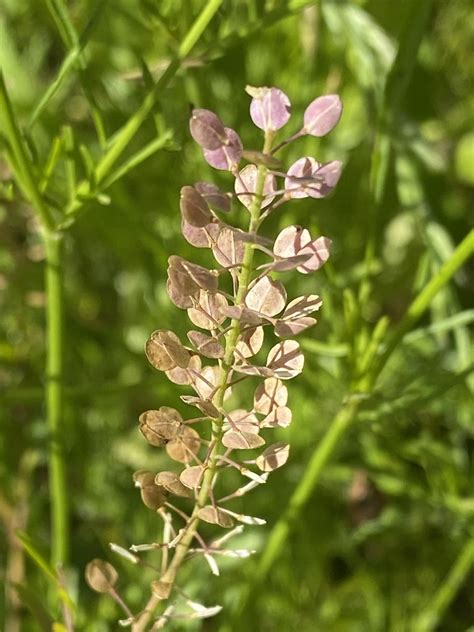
[{"x1": 86, "y1": 85, "x2": 342, "y2": 629}]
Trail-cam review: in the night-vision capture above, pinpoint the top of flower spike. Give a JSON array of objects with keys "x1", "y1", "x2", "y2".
[{"x1": 247, "y1": 86, "x2": 292, "y2": 132}]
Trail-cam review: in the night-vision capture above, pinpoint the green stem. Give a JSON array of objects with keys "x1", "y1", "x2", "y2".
[
  {"x1": 45, "y1": 233, "x2": 68, "y2": 568},
  {"x1": 415, "y1": 539, "x2": 474, "y2": 632},
  {"x1": 358, "y1": 0, "x2": 433, "y2": 305},
  {"x1": 132, "y1": 132, "x2": 273, "y2": 631},
  {"x1": 372, "y1": 229, "x2": 474, "y2": 383},
  {"x1": 0, "y1": 70, "x2": 68, "y2": 568},
  {"x1": 94, "y1": 0, "x2": 223, "y2": 185},
  {"x1": 0, "y1": 72, "x2": 55, "y2": 232}
]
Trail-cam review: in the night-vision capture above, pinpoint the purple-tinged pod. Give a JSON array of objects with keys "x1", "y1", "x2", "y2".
[
  {"x1": 203, "y1": 127, "x2": 243, "y2": 170},
  {"x1": 189, "y1": 109, "x2": 227, "y2": 149},
  {"x1": 195, "y1": 182, "x2": 232, "y2": 213},
  {"x1": 303, "y1": 94, "x2": 342, "y2": 137},
  {"x1": 179, "y1": 186, "x2": 213, "y2": 227},
  {"x1": 285, "y1": 157, "x2": 342, "y2": 199},
  {"x1": 248, "y1": 86, "x2": 292, "y2": 132}
]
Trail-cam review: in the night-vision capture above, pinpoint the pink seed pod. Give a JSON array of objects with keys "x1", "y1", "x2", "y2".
[
  {"x1": 302, "y1": 94, "x2": 342, "y2": 137},
  {"x1": 248, "y1": 85, "x2": 292, "y2": 132}
]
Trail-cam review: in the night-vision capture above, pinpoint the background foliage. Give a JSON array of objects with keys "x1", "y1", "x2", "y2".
[{"x1": 0, "y1": 1, "x2": 473, "y2": 630}]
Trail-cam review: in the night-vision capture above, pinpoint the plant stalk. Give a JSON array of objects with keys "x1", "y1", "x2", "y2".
[
  {"x1": 45, "y1": 233, "x2": 68, "y2": 568},
  {"x1": 132, "y1": 132, "x2": 273, "y2": 631}
]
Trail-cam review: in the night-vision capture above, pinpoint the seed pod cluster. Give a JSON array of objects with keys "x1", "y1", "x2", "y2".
[{"x1": 88, "y1": 85, "x2": 342, "y2": 622}]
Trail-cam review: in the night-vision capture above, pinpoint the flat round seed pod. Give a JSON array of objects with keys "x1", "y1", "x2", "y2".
[
  {"x1": 180, "y1": 395, "x2": 220, "y2": 418},
  {"x1": 275, "y1": 316, "x2": 316, "y2": 337},
  {"x1": 256, "y1": 442, "x2": 290, "y2": 472},
  {"x1": 187, "y1": 290, "x2": 228, "y2": 330},
  {"x1": 188, "y1": 330, "x2": 224, "y2": 359},
  {"x1": 195, "y1": 182, "x2": 231, "y2": 212},
  {"x1": 192, "y1": 365, "x2": 223, "y2": 401},
  {"x1": 155, "y1": 471, "x2": 192, "y2": 498},
  {"x1": 133, "y1": 470, "x2": 156, "y2": 488},
  {"x1": 203, "y1": 127, "x2": 242, "y2": 170},
  {"x1": 236, "y1": 326, "x2": 264, "y2": 358},
  {"x1": 140, "y1": 483, "x2": 167, "y2": 510},
  {"x1": 190, "y1": 109, "x2": 226, "y2": 149},
  {"x1": 224, "y1": 409, "x2": 259, "y2": 434},
  {"x1": 222, "y1": 430, "x2": 265, "y2": 450},
  {"x1": 261, "y1": 406, "x2": 292, "y2": 428},
  {"x1": 303, "y1": 95, "x2": 342, "y2": 137},
  {"x1": 212, "y1": 227, "x2": 245, "y2": 268},
  {"x1": 282, "y1": 295, "x2": 322, "y2": 319},
  {"x1": 138, "y1": 408, "x2": 182, "y2": 446},
  {"x1": 198, "y1": 506, "x2": 234, "y2": 528},
  {"x1": 180, "y1": 186, "x2": 213, "y2": 227},
  {"x1": 266, "y1": 340, "x2": 304, "y2": 380},
  {"x1": 145, "y1": 330, "x2": 190, "y2": 371},
  {"x1": 254, "y1": 377, "x2": 288, "y2": 415},
  {"x1": 85, "y1": 559, "x2": 118, "y2": 593},
  {"x1": 234, "y1": 164, "x2": 276, "y2": 209},
  {"x1": 165, "y1": 354, "x2": 202, "y2": 385},
  {"x1": 245, "y1": 276, "x2": 286, "y2": 317},
  {"x1": 179, "y1": 465, "x2": 205, "y2": 490},
  {"x1": 181, "y1": 218, "x2": 219, "y2": 248},
  {"x1": 166, "y1": 426, "x2": 200, "y2": 463}
]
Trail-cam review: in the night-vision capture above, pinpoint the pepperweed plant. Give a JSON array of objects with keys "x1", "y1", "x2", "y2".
[{"x1": 86, "y1": 86, "x2": 342, "y2": 629}]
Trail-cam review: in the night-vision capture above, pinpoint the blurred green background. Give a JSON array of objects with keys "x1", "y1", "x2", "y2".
[{"x1": 0, "y1": 1, "x2": 473, "y2": 630}]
